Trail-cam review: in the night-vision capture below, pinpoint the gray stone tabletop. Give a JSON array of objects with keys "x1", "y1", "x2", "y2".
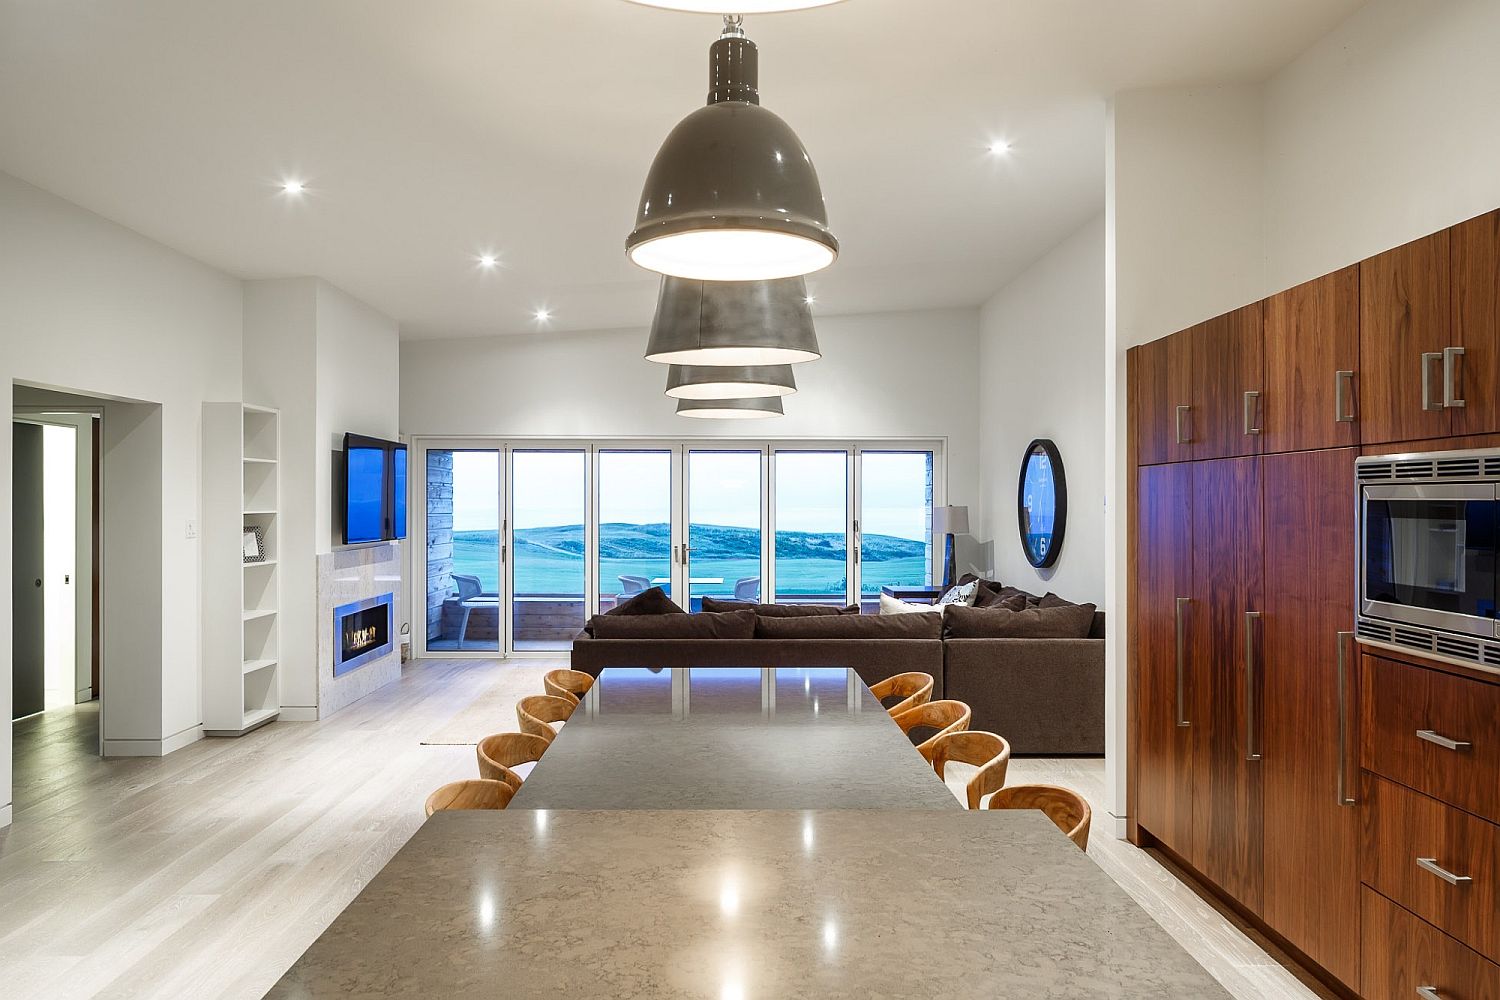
[
  {"x1": 267, "y1": 808, "x2": 1232, "y2": 998},
  {"x1": 509, "y1": 667, "x2": 960, "y2": 811}
]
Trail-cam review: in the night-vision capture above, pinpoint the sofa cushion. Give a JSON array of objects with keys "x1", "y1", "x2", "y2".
[
  {"x1": 589, "y1": 609, "x2": 756, "y2": 640},
  {"x1": 878, "y1": 592, "x2": 943, "y2": 616},
  {"x1": 943, "y1": 602, "x2": 1097, "y2": 639},
  {"x1": 606, "y1": 586, "x2": 685, "y2": 616},
  {"x1": 756, "y1": 613, "x2": 944, "y2": 641},
  {"x1": 700, "y1": 596, "x2": 858, "y2": 617}
]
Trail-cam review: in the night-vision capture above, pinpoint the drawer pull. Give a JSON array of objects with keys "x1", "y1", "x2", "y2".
[
  {"x1": 1416, "y1": 857, "x2": 1473, "y2": 886},
  {"x1": 1175, "y1": 404, "x2": 1192, "y2": 444},
  {"x1": 1416, "y1": 988, "x2": 1444, "y2": 1000},
  {"x1": 1417, "y1": 729, "x2": 1472, "y2": 752}
]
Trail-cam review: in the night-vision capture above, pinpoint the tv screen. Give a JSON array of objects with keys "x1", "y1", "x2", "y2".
[
  {"x1": 342, "y1": 434, "x2": 407, "y2": 545},
  {"x1": 391, "y1": 444, "x2": 408, "y2": 540}
]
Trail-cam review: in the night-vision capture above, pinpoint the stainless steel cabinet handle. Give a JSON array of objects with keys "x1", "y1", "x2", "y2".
[
  {"x1": 1422, "y1": 352, "x2": 1443, "y2": 411},
  {"x1": 1242, "y1": 391, "x2": 1262, "y2": 436},
  {"x1": 1443, "y1": 346, "x2": 1466, "y2": 408},
  {"x1": 1175, "y1": 597, "x2": 1190, "y2": 727},
  {"x1": 1244, "y1": 611, "x2": 1262, "y2": 761},
  {"x1": 1335, "y1": 370, "x2": 1355, "y2": 422},
  {"x1": 1417, "y1": 729, "x2": 1472, "y2": 751},
  {"x1": 1416, "y1": 857, "x2": 1473, "y2": 886},
  {"x1": 1337, "y1": 631, "x2": 1356, "y2": 805},
  {"x1": 1175, "y1": 404, "x2": 1191, "y2": 444},
  {"x1": 1416, "y1": 987, "x2": 1445, "y2": 1000}
]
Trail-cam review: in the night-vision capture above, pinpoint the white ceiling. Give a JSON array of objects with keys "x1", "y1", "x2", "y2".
[{"x1": 0, "y1": 0, "x2": 1364, "y2": 340}]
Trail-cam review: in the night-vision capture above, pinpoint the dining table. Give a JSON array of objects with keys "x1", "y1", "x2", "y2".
[{"x1": 267, "y1": 665, "x2": 1232, "y2": 998}]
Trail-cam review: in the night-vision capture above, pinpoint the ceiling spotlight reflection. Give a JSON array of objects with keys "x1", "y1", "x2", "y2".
[
  {"x1": 534, "y1": 810, "x2": 550, "y2": 835},
  {"x1": 477, "y1": 892, "x2": 497, "y2": 932},
  {"x1": 719, "y1": 878, "x2": 740, "y2": 917},
  {"x1": 802, "y1": 817, "x2": 815, "y2": 853},
  {"x1": 721, "y1": 978, "x2": 746, "y2": 1000},
  {"x1": 822, "y1": 919, "x2": 839, "y2": 951}
]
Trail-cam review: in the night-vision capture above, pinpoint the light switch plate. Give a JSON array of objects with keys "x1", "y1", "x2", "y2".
[{"x1": 185, "y1": 519, "x2": 199, "y2": 539}]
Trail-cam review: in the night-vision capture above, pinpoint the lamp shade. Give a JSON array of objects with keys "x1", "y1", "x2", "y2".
[
  {"x1": 676, "y1": 396, "x2": 784, "y2": 419},
  {"x1": 932, "y1": 505, "x2": 970, "y2": 536},
  {"x1": 625, "y1": 1, "x2": 846, "y2": 11},
  {"x1": 626, "y1": 24, "x2": 838, "y2": 281},
  {"x1": 666, "y1": 364, "x2": 796, "y2": 399},
  {"x1": 645, "y1": 276, "x2": 820, "y2": 366}
]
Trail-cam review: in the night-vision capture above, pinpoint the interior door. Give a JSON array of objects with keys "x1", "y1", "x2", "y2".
[
  {"x1": 1133, "y1": 462, "x2": 1194, "y2": 853},
  {"x1": 418, "y1": 442, "x2": 503, "y2": 655},
  {"x1": 1262, "y1": 266, "x2": 1360, "y2": 453},
  {"x1": 1360, "y1": 229, "x2": 1453, "y2": 444},
  {"x1": 12, "y1": 422, "x2": 45, "y2": 720},
  {"x1": 1192, "y1": 303, "x2": 1264, "y2": 460},
  {"x1": 1190, "y1": 456, "x2": 1264, "y2": 913},
  {"x1": 1261, "y1": 447, "x2": 1360, "y2": 985},
  {"x1": 1452, "y1": 209, "x2": 1500, "y2": 436}
]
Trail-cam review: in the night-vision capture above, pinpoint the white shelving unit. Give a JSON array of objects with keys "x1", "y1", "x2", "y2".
[{"x1": 203, "y1": 402, "x2": 281, "y2": 736}]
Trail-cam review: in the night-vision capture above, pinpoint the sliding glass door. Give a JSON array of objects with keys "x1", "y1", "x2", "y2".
[
  {"x1": 421, "y1": 445, "x2": 503, "y2": 653},
  {"x1": 510, "y1": 449, "x2": 587, "y2": 650},
  {"x1": 687, "y1": 450, "x2": 765, "y2": 608},
  {"x1": 773, "y1": 451, "x2": 850, "y2": 606},
  {"x1": 597, "y1": 449, "x2": 675, "y2": 611},
  {"x1": 856, "y1": 450, "x2": 935, "y2": 612}
]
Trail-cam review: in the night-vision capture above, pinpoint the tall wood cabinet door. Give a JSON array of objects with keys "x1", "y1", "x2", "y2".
[
  {"x1": 1261, "y1": 447, "x2": 1360, "y2": 988},
  {"x1": 1360, "y1": 230, "x2": 1452, "y2": 444},
  {"x1": 1134, "y1": 463, "x2": 1195, "y2": 854},
  {"x1": 1190, "y1": 456, "x2": 1264, "y2": 912},
  {"x1": 1263, "y1": 268, "x2": 1360, "y2": 453},
  {"x1": 1452, "y1": 210, "x2": 1500, "y2": 435},
  {"x1": 1134, "y1": 331, "x2": 1193, "y2": 465},
  {"x1": 1192, "y1": 304, "x2": 1264, "y2": 460}
]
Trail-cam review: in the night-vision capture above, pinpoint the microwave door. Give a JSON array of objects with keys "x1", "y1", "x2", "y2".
[{"x1": 1363, "y1": 484, "x2": 1500, "y2": 637}]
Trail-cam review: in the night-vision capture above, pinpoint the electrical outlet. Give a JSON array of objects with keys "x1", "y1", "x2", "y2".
[{"x1": 185, "y1": 519, "x2": 199, "y2": 539}]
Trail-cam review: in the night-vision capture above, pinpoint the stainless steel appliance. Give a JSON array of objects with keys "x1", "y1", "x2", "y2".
[{"x1": 1357, "y1": 449, "x2": 1500, "y2": 672}]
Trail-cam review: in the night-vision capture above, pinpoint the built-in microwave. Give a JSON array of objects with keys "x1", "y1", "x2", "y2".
[{"x1": 1358, "y1": 449, "x2": 1500, "y2": 671}]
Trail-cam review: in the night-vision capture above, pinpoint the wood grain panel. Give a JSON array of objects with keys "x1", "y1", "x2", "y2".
[
  {"x1": 1261, "y1": 447, "x2": 1359, "y2": 985},
  {"x1": 1452, "y1": 209, "x2": 1500, "y2": 435},
  {"x1": 1362, "y1": 888, "x2": 1500, "y2": 1000},
  {"x1": 1192, "y1": 304, "x2": 1265, "y2": 460},
  {"x1": 1263, "y1": 268, "x2": 1360, "y2": 453},
  {"x1": 1190, "y1": 456, "x2": 1264, "y2": 913},
  {"x1": 1134, "y1": 331, "x2": 1194, "y2": 465},
  {"x1": 1362, "y1": 775, "x2": 1500, "y2": 960},
  {"x1": 1134, "y1": 463, "x2": 1195, "y2": 854},
  {"x1": 1359, "y1": 229, "x2": 1452, "y2": 444}
]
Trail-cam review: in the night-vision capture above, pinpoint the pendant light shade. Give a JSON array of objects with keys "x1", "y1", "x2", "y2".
[
  {"x1": 676, "y1": 396, "x2": 785, "y2": 419},
  {"x1": 626, "y1": 2, "x2": 847, "y2": 11},
  {"x1": 645, "y1": 276, "x2": 820, "y2": 366},
  {"x1": 666, "y1": 363, "x2": 796, "y2": 399},
  {"x1": 626, "y1": 20, "x2": 838, "y2": 281}
]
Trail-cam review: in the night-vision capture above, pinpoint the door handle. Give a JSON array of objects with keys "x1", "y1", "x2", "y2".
[
  {"x1": 1175, "y1": 404, "x2": 1192, "y2": 444},
  {"x1": 1421, "y1": 352, "x2": 1443, "y2": 411},
  {"x1": 1335, "y1": 370, "x2": 1355, "y2": 422},
  {"x1": 1175, "y1": 597, "x2": 1190, "y2": 727},
  {"x1": 1416, "y1": 857, "x2": 1473, "y2": 886},
  {"x1": 1244, "y1": 610, "x2": 1262, "y2": 761},
  {"x1": 1443, "y1": 346, "x2": 1466, "y2": 408},
  {"x1": 1416, "y1": 988, "x2": 1445, "y2": 1000},
  {"x1": 1242, "y1": 391, "x2": 1262, "y2": 436},
  {"x1": 1336, "y1": 631, "x2": 1356, "y2": 805},
  {"x1": 1416, "y1": 729, "x2": 1471, "y2": 752}
]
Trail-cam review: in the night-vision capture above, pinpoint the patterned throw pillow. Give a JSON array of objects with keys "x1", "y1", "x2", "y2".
[{"x1": 936, "y1": 581, "x2": 978, "y2": 607}]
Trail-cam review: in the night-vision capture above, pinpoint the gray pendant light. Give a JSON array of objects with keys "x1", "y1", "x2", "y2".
[
  {"x1": 666, "y1": 363, "x2": 796, "y2": 399},
  {"x1": 626, "y1": 16, "x2": 838, "y2": 281},
  {"x1": 626, "y1": 2, "x2": 846, "y2": 11},
  {"x1": 645, "y1": 275, "x2": 820, "y2": 366},
  {"x1": 676, "y1": 396, "x2": 785, "y2": 419}
]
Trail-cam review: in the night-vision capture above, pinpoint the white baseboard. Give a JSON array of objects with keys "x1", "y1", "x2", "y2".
[
  {"x1": 1109, "y1": 812, "x2": 1129, "y2": 841},
  {"x1": 0, "y1": 804, "x2": 11, "y2": 829},
  {"x1": 103, "y1": 724, "x2": 203, "y2": 758},
  {"x1": 277, "y1": 706, "x2": 319, "y2": 722}
]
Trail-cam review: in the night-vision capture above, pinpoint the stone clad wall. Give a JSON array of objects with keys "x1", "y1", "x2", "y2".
[{"x1": 425, "y1": 449, "x2": 453, "y2": 640}]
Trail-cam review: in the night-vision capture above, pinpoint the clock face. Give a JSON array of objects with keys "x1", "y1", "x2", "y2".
[{"x1": 1018, "y1": 440, "x2": 1066, "y2": 568}]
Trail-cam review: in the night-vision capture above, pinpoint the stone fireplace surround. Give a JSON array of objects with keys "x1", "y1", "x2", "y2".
[{"x1": 316, "y1": 541, "x2": 402, "y2": 718}]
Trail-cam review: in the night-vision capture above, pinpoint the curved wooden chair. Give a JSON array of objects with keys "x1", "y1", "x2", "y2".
[
  {"x1": 988, "y1": 783, "x2": 1092, "y2": 851},
  {"x1": 867, "y1": 671, "x2": 934, "y2": 717},
  {"x1": 892, "y1": 699, "x2": 972, "y2": 761},
  {"x1": 424, "y1": 778, "x2": 514, "y2": 817},
  {"x1": 543, "y1": 668, "x2": 594, "y2": 703},
  {"x1": 516, "y1": 694, "x2": 575, "y2": 743},
  {"x1": 476, "y1": 731, "x2": 552, "y2": 791},
  {"x1": 930, "y1": 730, "x2": 1011, "y2": 810}
]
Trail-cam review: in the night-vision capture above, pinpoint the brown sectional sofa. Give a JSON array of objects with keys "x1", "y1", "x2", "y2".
[{"x1": 570, "y1": 601, "x2": 1105, "y2": 756}]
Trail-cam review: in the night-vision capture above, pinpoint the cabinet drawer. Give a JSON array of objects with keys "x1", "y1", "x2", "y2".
[
  {"x1": 1363, "y1": 775, "x2": 1500, "y2": 960},
  {"x1": 1362, "y1": 654, "x2": 1500, "y2": 824},
  {"x1": 1362, "y1": 889, "x2": 1500, "y2": 1000}
]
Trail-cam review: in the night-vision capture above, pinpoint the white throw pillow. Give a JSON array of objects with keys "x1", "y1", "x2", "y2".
[
  {"x1": 879, "y1": 592, "x2": 943, "y2": 616},
  {"x1": 936, "y1": 581, "x2": 978, "y2": 607}
]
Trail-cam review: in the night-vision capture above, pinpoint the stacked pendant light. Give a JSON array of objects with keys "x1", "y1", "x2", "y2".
[{"x1": 627, "y1": 9, "x2": 838, "y2": 418}]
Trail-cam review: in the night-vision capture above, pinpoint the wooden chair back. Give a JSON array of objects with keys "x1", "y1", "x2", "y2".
[
  {"x1": 929, "y1": 730, "x2": 1011, "y2": 810},
  {"x1": 424, "y1": 778, "x2": 514, "y2": 817},
  {"x1": 544, "y1": 668, "x2": 594, "y2": 703},
  {"x1": 892, "y1": 699, "x2": 972, "y2": 761},
  {"x1": 868, "y1": 671, "x2": 934, "y2": 717},
  {"x1": 476, "y1": 731, "x2": 552, "y2": 791},
  {"x1": 517, "y1": 694, "x2": 576, "y2": 743},
  {"x1": 988, "y1": 783, "x2": 1092, "y2": 850}
]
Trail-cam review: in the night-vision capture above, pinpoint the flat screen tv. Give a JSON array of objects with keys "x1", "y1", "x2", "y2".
[{"x1": 342, "y1": 433, "x2": 408, "y2": 545}]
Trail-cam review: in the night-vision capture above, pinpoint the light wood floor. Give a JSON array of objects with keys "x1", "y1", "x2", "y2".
[{"x1": 0, "y1": 658, "x2": 1331, "y2": 1000}]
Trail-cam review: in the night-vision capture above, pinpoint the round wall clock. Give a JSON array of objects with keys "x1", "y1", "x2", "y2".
[{"x1": 1017, "y1": 439, "x2": 1067, "y2": 568}]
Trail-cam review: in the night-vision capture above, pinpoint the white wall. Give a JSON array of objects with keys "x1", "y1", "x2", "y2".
[
  {"x1": 978, "y1": 215, "x2": 1106, "y2": 604},
  {"x1": 0, "y1": 170, "x2": 243, "y2": 806}
]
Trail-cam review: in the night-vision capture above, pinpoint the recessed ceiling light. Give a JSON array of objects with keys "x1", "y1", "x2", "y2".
[
  {"x1": 477, "y1": 254, "x2": 498, "y2": 269},
  {"x1": 988, "y1": 140, "x2": 1012, "y2": 155},
  {"x1": 534, "y1": 308, "x2": 552, "y2": 322},
  {"x1": 803, "y1": 295, "x2": 816, "y2": 306},
  {"x1": 624, "y1": 1, "x2": 846, "y2": 11},
  {"x1": 280, "y1": 179, "x2": 306, "y2": 195}
]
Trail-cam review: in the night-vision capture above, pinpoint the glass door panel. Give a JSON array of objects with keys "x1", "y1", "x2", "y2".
[
  {"x1": 511, "y1": 450, "x2": 587, "y2": 650},
  {"x1": 597, "y1": 450, "x2": 674, "y2": 612},
  {"x1": 424, "y1": 448, "x2": 501, "y2": 653},
  {"x1": 773, "y1": 451, "x2": 849, "y2": 605},
  {"x1": 858, "y1": 451, "x2": 934, "y2": 612},
  {"x1": 687, "y1": 450, "x2": 763, "y2": 609}
]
